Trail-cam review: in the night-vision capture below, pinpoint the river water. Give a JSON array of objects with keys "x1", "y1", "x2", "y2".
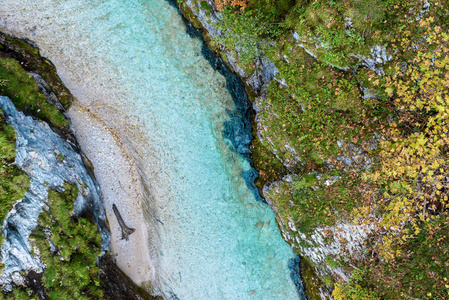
[{"x1": 0, "y1": 0, "x2": 301, "y2": 299}]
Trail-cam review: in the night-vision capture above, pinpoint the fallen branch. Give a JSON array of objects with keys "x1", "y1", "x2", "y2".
[{"x1": 112, "y1": 204, "x2": 135, "y2": 241}]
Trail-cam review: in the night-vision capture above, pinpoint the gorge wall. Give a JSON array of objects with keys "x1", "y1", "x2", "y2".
[{"x1": 176, "y1": 1, "x2": 449, "y2": 299}]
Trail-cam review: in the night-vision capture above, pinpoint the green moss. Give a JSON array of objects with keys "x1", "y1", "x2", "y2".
[
  {"x1": 178, "y1": 1, "x2": 203, "y2": 30},
  {"x1": 0, "y1": 58, "x2": 68, "y2": 128},
  {"x1": 266, "y1": 171, "x2": 362, "y2": 236},
  {"x1": 0, "y1": 114, "x2": 29, "y2": 245},
  {"x1": 0, "y1": 287, "x2": 36, "y2": 300},
  {"x1": 56, "y1": 153, "x2": 64, "y2": 162},
  {"x1": 250, "y1": 134, "x2": 286, "y2": 189},
  {"x1": 0, "y1": 33, "x2": 73, "y2": 110},
  {"x1": 27, "y1": 183, "x2": 103, "y2": 299}
]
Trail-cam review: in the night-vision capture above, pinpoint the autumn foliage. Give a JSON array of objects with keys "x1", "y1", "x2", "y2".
[
  {"x1": 215, "y1": 0, "x2": 247, "y2": 11},
  {"x1": 348, "y1": 14, "x2": 449, "y2": 299}
]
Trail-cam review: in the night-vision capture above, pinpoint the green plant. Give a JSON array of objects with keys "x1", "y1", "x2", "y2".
[
  {"x1": 28, "y1": 184, "x2": 103, "y2": 299},
  {"x1": 0, "y1": 115, "x2": 29, "y2": 245},
  {"x1": 333, "y1": 269, "x2": 379, "y2": 300},
  {"x1": 0, "y1": 58, "x2": 68, "y2": 128}
]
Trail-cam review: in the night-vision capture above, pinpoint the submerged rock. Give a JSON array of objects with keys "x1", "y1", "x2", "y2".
[{"x1": 0, "y1": 96, "x2": 109, "y2": 287}]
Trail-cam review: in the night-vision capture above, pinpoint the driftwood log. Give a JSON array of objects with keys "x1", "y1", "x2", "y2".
[{"x1": 112, "y1": 204, "x2": 135, "y2": 240}]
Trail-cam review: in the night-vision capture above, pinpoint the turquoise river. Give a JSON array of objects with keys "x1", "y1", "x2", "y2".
[{"x1": 0, "y1": 0, "x2": 302, "y2": 299}]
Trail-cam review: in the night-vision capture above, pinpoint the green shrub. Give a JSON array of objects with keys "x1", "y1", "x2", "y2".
[{"x1": 29, "y1": 184, "x2": 103, "y2": 299}]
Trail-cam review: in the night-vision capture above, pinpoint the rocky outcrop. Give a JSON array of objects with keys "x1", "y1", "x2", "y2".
[
  {"x1": 264, "y1": 177, "x2": 374, "y2": 280},
  {"x1": 0, "y1": 95, "x2": 109, "y2": 289}
]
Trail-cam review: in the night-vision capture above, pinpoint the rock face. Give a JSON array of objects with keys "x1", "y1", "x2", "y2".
[
  {"x1": 264, "y1": 178, "x2": 374, "y2": 279},
  {"x1": 0, "y1": 96, "x2": 109, "y2": 289}
]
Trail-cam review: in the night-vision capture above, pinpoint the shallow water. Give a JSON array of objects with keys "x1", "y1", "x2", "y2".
[{"x1": 0, "y1": 1, "x2": 301, "y2": 298}]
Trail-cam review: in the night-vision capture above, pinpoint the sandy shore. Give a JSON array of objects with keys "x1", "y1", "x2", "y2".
[{"x1": 68, "y1": 101, "x2": 160, "y2": 293}]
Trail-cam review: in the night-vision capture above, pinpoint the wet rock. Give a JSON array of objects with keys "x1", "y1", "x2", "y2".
[
  {"x1": 288, "y1": 256, "x2": 307, "y2": 299},
  {"x1": 0, "y1": 96, "x2": 109, "y2": 287}
]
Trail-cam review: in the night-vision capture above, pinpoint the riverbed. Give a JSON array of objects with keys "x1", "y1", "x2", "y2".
[{"x1": 0, "y1": 0, "x2": 301, "y2": 298}]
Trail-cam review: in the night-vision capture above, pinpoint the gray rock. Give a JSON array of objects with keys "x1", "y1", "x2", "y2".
[
  {"x1": 293, "y1": 32, "x2": 300, "y2": 41},
  {"x1": 276, "y1": 77, "x2": 288, "y2": 87},
  {"x1": 354, "y1": 45, "x2": 392, "y2": 76},
  {"x1": 11, "y1": 272, "x2": 25, "y2": 287},
  {"x1": 0, "y1": 96, "x2": 109, "y2": 287},
  {"x1": 247, "y1": 56, "x2": 278, "y2": 93}
]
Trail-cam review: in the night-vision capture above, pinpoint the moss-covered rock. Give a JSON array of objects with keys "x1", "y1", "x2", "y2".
[{"x1": 0, "y1": 32, "x2": 73, "y2": 110}]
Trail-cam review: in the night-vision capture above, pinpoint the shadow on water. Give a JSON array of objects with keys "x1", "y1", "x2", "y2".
[
  {"x1": 165, "y1": 2, "x2": 308, "y2": 299},
  {"x1": 289, "y1": 256, "x2": 308, "y2": 300},
  {"x1": 166, "y1": 0, "x2": 264, "y2": 203}
]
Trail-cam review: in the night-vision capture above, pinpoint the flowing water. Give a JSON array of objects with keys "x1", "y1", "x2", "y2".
[{"x1": 0, "y1": 1, "x2": 302, "y2": 299}]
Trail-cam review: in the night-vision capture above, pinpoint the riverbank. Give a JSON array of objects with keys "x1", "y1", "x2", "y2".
[
  {"x1": 68, "y1": 101, "x2": 160, "y2": 293},
  {"x1": 0, "y1": 32, "x2": 157, "y2": 299},
  {"x1": 175, "y1": 1, "x2": 449, "y2": 299}
]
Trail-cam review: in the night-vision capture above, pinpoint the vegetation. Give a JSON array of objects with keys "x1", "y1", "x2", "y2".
[
  {"x1": 0, "y1": 183, "x2": 103, "y2": 299},
  {"x1": 0, "y1": 114, "x2": 29, "y2": 245},
  {"x1": 28, "y1": 183, "x2": 103, "y2": 299},
  {"x1": 347, "y1": 14, "x2": 449, "y2": 300},
  {"x1": 0, "y1": 48, "x2": 102, "y2": 298},
  {"x1": 189, "y1": 0, "x2": 449, "y2": 298},
  {"x1": 0, "y1": 32, "x2": 74, "y2": 110},
  {"x1": 0, "y1": 57, "x2": 68, "y2": 128}
]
